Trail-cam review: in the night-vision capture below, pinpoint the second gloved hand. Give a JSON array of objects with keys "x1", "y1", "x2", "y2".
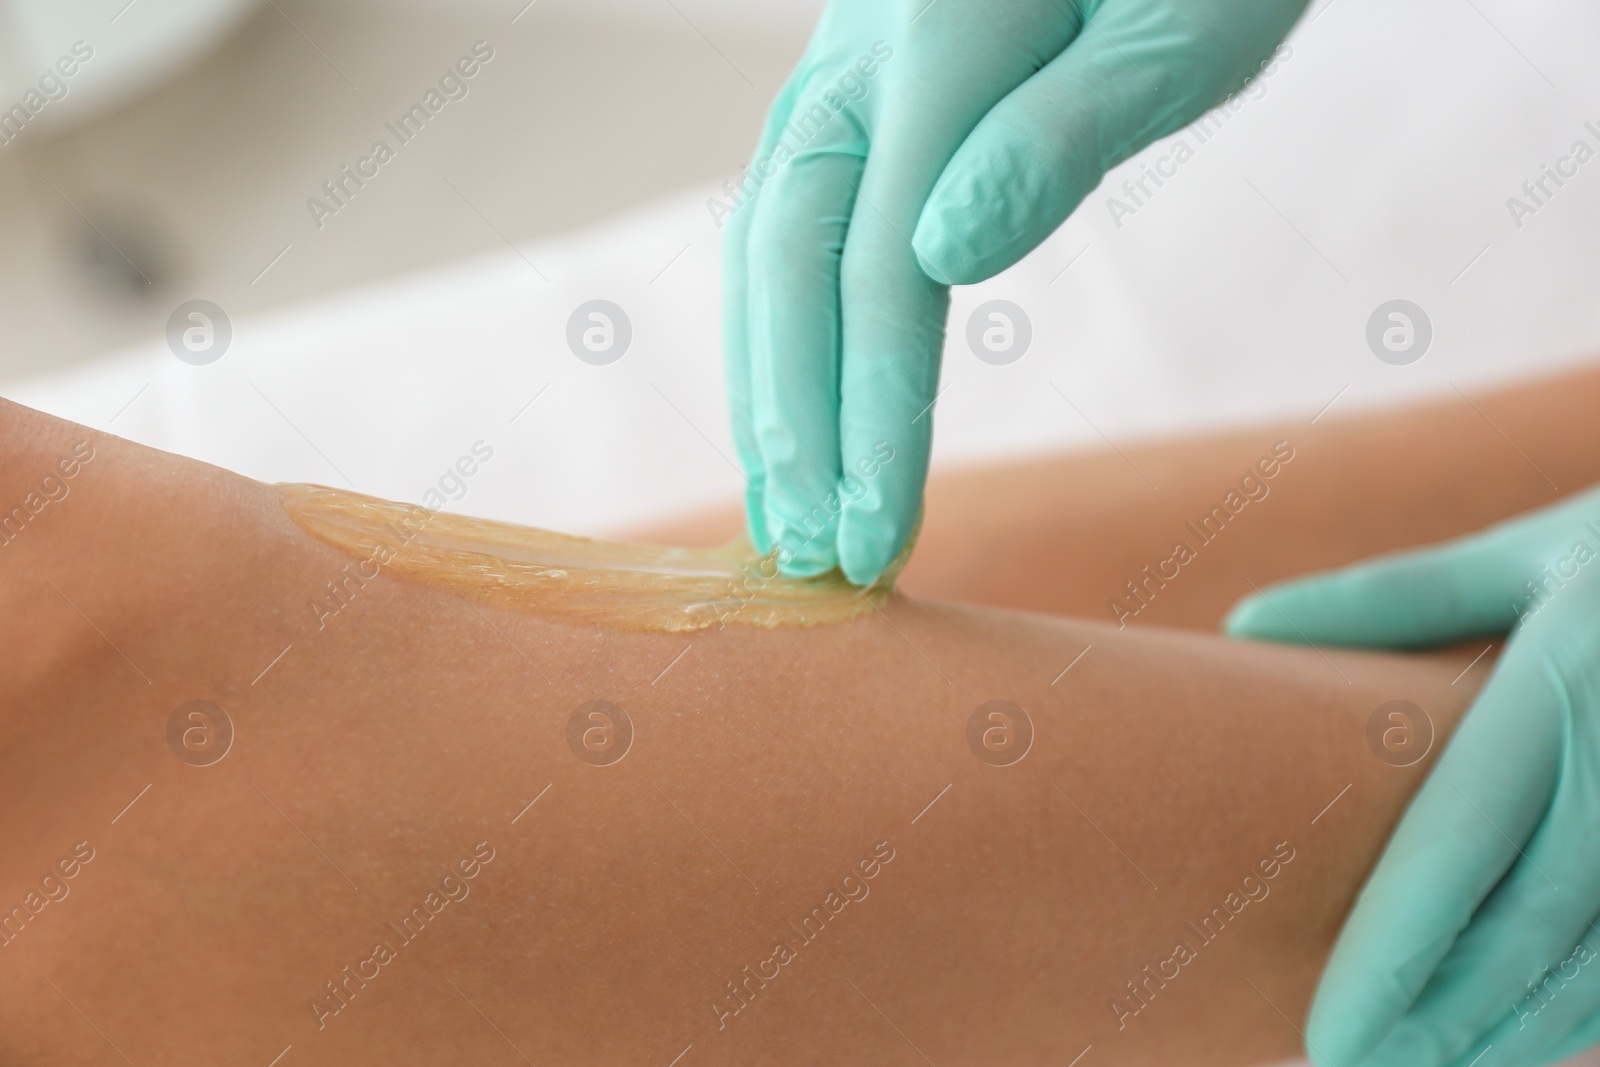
[
  {"x1": 723, "y1": 0, "x2": 1309, "y2": 584},
  {"x1": 1226, "y1": 483, "x2": 1600, "y2": 1067}
]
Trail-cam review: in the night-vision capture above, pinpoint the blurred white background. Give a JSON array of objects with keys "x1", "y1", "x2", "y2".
[{"x1": 0, "y1": 0, "x2": 821, "y2": 379}]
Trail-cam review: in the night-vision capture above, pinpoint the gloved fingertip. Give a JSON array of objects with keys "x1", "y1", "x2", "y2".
[
  {"x1": 914, "y1": 248, "x2": 955, "y2": 287},
  {"x1": 1306, "y1": 1025, "x2": 1382, "y2": 1067},
  {"x1": 838, "y1": 529, "x2": 901, "y2": 589},
  {"x1": 911, "y1": 208, "x2": 981, "y2": 287},
  {"x1": 1222, "y1": 594, "x2": 1280, "y2": 638},
  {"x1": 769, "y1": 521, "x2": 838, "y2": 580},
  {"x1": 1306, "y1": 975, "x2": 1410, "y2": 1067},
  {"x1": 840, "y1": 559, "x2": 886, "y2": 588},
  {"x1": 918, "y1": 129, "x2": 1064, "y2": 285}
]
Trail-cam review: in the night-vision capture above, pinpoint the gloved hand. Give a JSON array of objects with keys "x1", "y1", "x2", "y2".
[
  {"x1": 1225, "y1": 484, "x2": 1600, "y2": 1067},
  {"x1": 722, "y1": 0, "x2": 1310, "y2": 584}
]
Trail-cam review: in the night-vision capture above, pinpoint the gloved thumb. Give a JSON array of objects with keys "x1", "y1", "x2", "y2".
[
  {"x1": 912, "y1": 5, "x2": 1235, "y2": 285},
  {"x1": 1223, "y1": 526, "x2": 1543, "y2": 649}
]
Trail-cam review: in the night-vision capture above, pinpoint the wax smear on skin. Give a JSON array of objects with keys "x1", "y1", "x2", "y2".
[{"x1": 277, "y1": 483, "x2": 909, "y2": 632}]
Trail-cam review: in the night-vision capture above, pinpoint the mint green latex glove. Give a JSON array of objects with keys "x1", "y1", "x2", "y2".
[
  {"x1": 1225, "y1": 483, "x2": 1600, "y2": 1067},
  {"x1": 722, "y1": 0, "x2": 1309, "y2": 583}
]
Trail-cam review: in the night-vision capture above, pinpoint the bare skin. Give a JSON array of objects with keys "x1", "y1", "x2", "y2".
[{"x1": 0, "y1": 365, "x2": 1590, "y2": 1067}]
